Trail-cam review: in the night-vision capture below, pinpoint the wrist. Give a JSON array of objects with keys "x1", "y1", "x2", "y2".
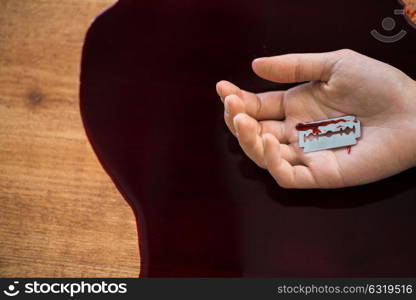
[{"x1": 405, "y1": 79, "x2": 416, "y2": 168}]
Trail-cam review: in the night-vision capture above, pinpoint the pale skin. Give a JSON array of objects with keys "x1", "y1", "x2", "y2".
[{"x1": 216, "y1": 49, "x2": 416, "y2": 189}]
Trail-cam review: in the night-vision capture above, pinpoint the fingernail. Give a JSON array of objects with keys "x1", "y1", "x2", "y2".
[
  {"x1": 234, "y1": 121, "x2": 239, "y2": 137},
  {"x1": 233, "y1": 114, "x2": 244, "y2": 137},
  {"x1": 253, "y1": 57, "x2": 267, "y2": 64},
  {"x1": 224, "y1": 99, "x2": 231, "y2": 115}
]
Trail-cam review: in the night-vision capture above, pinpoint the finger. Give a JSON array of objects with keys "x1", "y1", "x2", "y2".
[
  {"x1": 252, "y1": 51, "x2": 342, "y2": 83},
  {"x1": 234, "y1": 117, "x2": 300, "y2": 165},
  {"x1": 262, "y1": 133, "x2": 317, "y2": 189},
  {"x1": 255, "y1": 90, "x2": 285, "y2": 120},
  {"x1": 234, "y1": 119, "x2": 302, "y2": 166},
  {"x1": 280, "y1": 144, "x2": 303, "y2": 166},
  {"x1": 224, "y1": 94, "x2": 245, "y2": 136},
  {"x1": 233, "y1": 113, "x2": 266, "y2": 168},
  {"x1": 216, "y1": 80, "x2": 285, "y2": 120},
  {"x1": 259, "y1": 120, "x2": 290, "y2": 144}
]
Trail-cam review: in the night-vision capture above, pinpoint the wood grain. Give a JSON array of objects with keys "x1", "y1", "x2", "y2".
[{"x1": 0, "y1": 0, "x2": 140, "y2": 277}]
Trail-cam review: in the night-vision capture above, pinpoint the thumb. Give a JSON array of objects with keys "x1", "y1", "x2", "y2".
[{"x1": 252, "y1": 50, "x2": 345, "y2": 84}]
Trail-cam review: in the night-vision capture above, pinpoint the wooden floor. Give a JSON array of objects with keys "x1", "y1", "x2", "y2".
[{"x1": 0, "y1": 0, "x2": 140, "y2": 277}]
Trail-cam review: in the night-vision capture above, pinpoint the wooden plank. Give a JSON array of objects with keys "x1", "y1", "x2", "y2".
[{"x1": 0, "y1": 0, "x2": 140, "y2": 277}]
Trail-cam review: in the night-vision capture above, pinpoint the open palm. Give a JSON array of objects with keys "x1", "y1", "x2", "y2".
[{"x1": 216, "y1": 49, "x2": 416, "y2": 188}]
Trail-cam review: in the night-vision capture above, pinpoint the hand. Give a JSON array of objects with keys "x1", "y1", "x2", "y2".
[{"x1": 216, "y1": 49, "x2": 416, "y2": 189}]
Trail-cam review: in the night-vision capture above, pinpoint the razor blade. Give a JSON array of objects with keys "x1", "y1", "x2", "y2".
[{"x1": 297, "y1": 116, "x2": 361, "y2": 153}]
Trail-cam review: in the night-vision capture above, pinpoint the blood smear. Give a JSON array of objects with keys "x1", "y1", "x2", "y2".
[{"x1": 295, "y1": 119, "x2": 348, "y2": 134}]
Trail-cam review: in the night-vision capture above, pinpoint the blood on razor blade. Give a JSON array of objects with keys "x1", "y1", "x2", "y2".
[{"x1": 296, "y1": 116, "x2": 361, "y2": 153}]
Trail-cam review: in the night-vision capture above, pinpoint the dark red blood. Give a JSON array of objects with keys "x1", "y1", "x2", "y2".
[
  {"x1": 296, "y1": 119, "x2": 349, "y2": 134},
  {"x1": 80, "y1": 0, "x2": 416, "y2": 277}
]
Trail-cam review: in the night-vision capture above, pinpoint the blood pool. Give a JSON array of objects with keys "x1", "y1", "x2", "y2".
[{"x1": 81, "y1": 0, "x2": 416, "y2": 277}]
